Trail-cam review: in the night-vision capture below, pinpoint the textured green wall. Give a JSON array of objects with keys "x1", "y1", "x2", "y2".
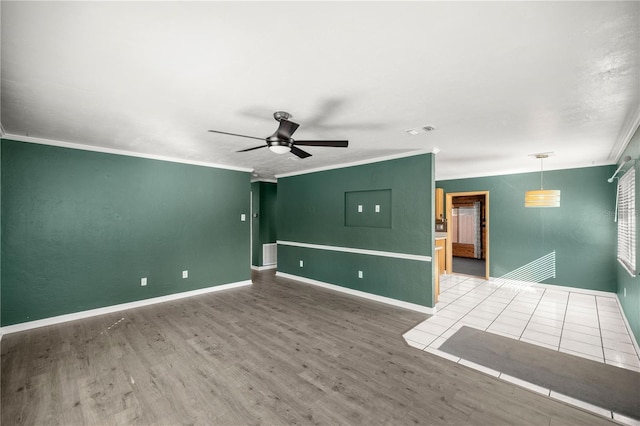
[
  {"x1": 251, "y1": 181, "x2": 278, "y2": 267},
  {"x1": 259, "y1": 182, "x2": 278, "y2": 256},
  {"x1": 251, "y1": 182, "x2": 261, "y2": 266},
  {"x1": 278, "y1": 245, "x2": 432, "y2": 304},
  {"x1": 277, "y1": 154, "x2": 434, "y2": 307},
  {"x1": 616, "y1": 126, "x2": 640, "y2": 343},
  {"x1": 1, "y1": 140, "x2": 251, "y2": 326},
  {"x1": 438, "y1": 165, "x2": 616, "y2": 292}
]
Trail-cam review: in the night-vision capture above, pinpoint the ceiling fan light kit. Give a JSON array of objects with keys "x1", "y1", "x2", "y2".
[
  {"x1": 268, "y1": 141, "x2": 292, "y2": 154},
  {"x1": 525, "y1": 153, "x2": 561, "y2": 208},
  {"x1": 208, "y1": 111, "x2": 348, "y2": 159}
]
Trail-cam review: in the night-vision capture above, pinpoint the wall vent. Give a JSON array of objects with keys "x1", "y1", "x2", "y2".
[{"x1": 263, "y1": 243, "x2": 277, "y2": 266}]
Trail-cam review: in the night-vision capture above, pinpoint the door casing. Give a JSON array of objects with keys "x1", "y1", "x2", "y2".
[{"x1": 445, "y1": 191, "x2": 490, "y2": 280}]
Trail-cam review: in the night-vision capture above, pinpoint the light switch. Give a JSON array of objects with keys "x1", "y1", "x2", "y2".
[
  {"x1": 299, "y1": 260, "x2": 304, "y2": 267},
  {"x1": 358, "y1": 205, "x2": 363, "y2": 213},
  {"x1": 358, "y1": 270, "x2": 363, "y2": 278},
  {"x1": 375, "y1": 205, "x2": 380, "y2": 213}
]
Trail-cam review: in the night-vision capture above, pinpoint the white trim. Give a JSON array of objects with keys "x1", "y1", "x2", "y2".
[
  {"x1": 277, "y1": 240, "x2": 432, "y2": 262},
  {"x1": 0, "y1": 280, "x2": 252, "y2": 336},
  {"x1": 252, "y1": 178, "x2": 277, "y2": 184},
  {"x1": 251, "y1": 264, "x2": 277, "y2": 271},
  {"x1": 275, "y1": 149, "x2": 432, "y2": 178},
  {"x1": 436, "y1": 161, "x2": 615, "y2": 182},
  {"x1": 530, "y1": 282, "x2": 619, "y2": 298},
  {"x1": 610, "y1": 106, "x2": 640, "y2": 163},
  {"x1": 0, "y1": 123, "x2": 6, "y2": 137},
  {"x1": 616, "y1": 294, "x2": 640, "y2": 359},
  {"x1": 2, "y1": 134, "x2": 254, "y2": 173},
  {"x1": 276, "y1": 272, "x2": 435, "y2": 314}
]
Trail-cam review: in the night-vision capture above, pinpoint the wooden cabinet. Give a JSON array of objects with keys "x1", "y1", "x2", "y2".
[
  {"x1": 434, "y1": 247, "x2": 441, "y2": 303},
  {"x1": 435, "y1": 188, "x2": 444, "y2": 221},
  {"x1": 435, "y1": 238, "x2": 446, "y2": 275}
]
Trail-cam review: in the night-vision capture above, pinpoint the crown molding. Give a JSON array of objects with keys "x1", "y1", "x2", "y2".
[
  {"x1": 2, "y1": 134, "x2": 255, "y2": 173},
  {"x1": 275, "y1": 149, "x2": 433, "y2": 179},
  {"x1": 251, "y1": 178, "x2": 278, "y2": 184},
  {"x1": 609, "y1": 105, "x2": 640, "y2": 163},
  {"x1": 436, "y1": 160, "x2": 614, "y2": 182}
]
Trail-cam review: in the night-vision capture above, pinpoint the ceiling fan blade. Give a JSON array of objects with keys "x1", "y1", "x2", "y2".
[
  {"x1": 208, "y1": 130, "x2": 265, "y2": 141},
  {"x1": 237, "y1": 145, "x2": 267, "y2": 152},
  {"x1": 294, "y1": 140, "x2": 348, "y2": 147},
  {"x1": 275, "y1": 119, "x2": 300, "y2": 140},
  {"x1": 290, "y1": 145, "x2": 312, "y2": 159}
]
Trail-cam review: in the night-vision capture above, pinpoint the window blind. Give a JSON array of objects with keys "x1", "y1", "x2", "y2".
[{"x1": 617, "y1": 167, "x2": 636, "y2": 277}]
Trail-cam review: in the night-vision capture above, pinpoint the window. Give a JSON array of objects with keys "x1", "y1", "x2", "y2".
[{"x1": 617, "y1": 167, "x2": 636, "y2": 276}]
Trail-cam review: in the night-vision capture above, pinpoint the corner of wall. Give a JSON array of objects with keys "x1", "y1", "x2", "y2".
[{"x1": 276, "y1": 153, "x2": 435, "y2": 308}]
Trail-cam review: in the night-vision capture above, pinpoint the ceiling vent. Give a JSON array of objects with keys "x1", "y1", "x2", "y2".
[{"x1": 405, "y1": 125, "x2": 436, "y2": 135}]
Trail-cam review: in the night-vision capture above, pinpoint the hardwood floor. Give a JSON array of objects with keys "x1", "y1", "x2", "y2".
[{"x1": 1, "y1": 271, "x2": 616, "y2": 425}]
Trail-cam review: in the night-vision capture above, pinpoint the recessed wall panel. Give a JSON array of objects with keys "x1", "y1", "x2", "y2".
[{"x1": 345, "y1": 189, "x2": 392, "y2": 228}]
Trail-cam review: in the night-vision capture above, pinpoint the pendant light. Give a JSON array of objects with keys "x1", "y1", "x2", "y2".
[{"x1": 525, "y1": 153, "x2": 560, "y2": 208}]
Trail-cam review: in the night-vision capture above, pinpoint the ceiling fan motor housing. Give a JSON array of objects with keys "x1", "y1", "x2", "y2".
[
  {"x1": 273, "y1": 111, "x2": 292, "y2": 122},
  {"x1": 267, "y1": 136, "x2": 292, "y2": 149}
]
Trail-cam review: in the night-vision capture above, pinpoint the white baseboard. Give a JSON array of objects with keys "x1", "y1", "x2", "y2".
[
  {"x1": 531, "y1": 281, "x2": 618, "y2": 298},
  {"x1": 251, "y1": 264, "x2": 277, "y2": 271},
  {"x1": 616, "y1": 294, "x2": 640, "y2": 358},
  {"x1": 276, "y1": 271, "x2": 434, "y2": 314},
  {"x1": 0, "y1": 280, "x2": 252, "y2": 336}
]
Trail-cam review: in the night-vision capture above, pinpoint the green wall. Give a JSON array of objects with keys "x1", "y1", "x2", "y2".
[
  {"x1": 251, "y1": 181, "x2": 277, "y2": 267},
  {"x1": 259, "y1": 182, "x2": 277, "y2": 259},
  {"x1": 277, "y1": 154, "x2": 435, "y2": 307},
  {"x1": 1, "y1": 140, "x2": 251, "y2": 326},
  {"x1": 616, "y1": 126, "x2": 640, "y2": 343},
  {"x1": 438, "y1": 165, "x2": 617, "y2": 292},
  {"x1": 251, "y1": 182, "x2": 261, "y2": 266}
]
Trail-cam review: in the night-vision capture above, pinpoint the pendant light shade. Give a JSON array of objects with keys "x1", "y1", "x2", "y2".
[
  {"x1": 525, "y1": 189, "x2": 561, "y2": 207},
  {"x1": 525, "y1": 153, "x2": 560, "y2": 208}
]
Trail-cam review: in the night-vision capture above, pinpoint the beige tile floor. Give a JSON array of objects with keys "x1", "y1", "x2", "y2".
[{"x1": 403, "y1": 273, "x2": 640, "y2": 425}]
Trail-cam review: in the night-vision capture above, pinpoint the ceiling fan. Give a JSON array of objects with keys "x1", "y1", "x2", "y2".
[{"x1": 208, "y1": 111, "x2": 348, "y2": 159}]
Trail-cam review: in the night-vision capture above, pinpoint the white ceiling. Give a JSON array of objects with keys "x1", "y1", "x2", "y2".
[{"x1": 2, "y1": 1, "x2": 639, "y2": 181}]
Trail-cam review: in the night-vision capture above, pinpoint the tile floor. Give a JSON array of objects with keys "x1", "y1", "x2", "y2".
[{"x1": 403, "y1": 273, "x2": 640, "y2": 425}]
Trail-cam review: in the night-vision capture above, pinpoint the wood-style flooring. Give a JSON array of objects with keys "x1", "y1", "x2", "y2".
[{"x1": 1, "y1": 271, "x2": 616, "y2": 425}]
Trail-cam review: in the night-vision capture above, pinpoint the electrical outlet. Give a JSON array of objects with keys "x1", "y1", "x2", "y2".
[
  {"x1": 375, "y1": 205, "x2": 380, "y2": 213},
  {"x1": 141, "y1": 277, "x2": 147, "y2": 286},
  {"x1": 182, "y1": 270, "x2": 188, "y2": 279},
  {"x1": 358, "y1": 270, "x2": 363, "y2": 278},
  {"x1": 241, "y1": 214, "x2": 246, "y2": 221},
  {"x1": 357, "y1": 205, "x2": 363, "y2": 213},
  {"x1": 299, "y1": 260, "x2": 304, "y2": 267}
]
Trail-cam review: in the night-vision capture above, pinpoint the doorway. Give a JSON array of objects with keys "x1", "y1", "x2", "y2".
[{"x1": 445, "y1": 191, "x2": 489, "y2": 280}]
